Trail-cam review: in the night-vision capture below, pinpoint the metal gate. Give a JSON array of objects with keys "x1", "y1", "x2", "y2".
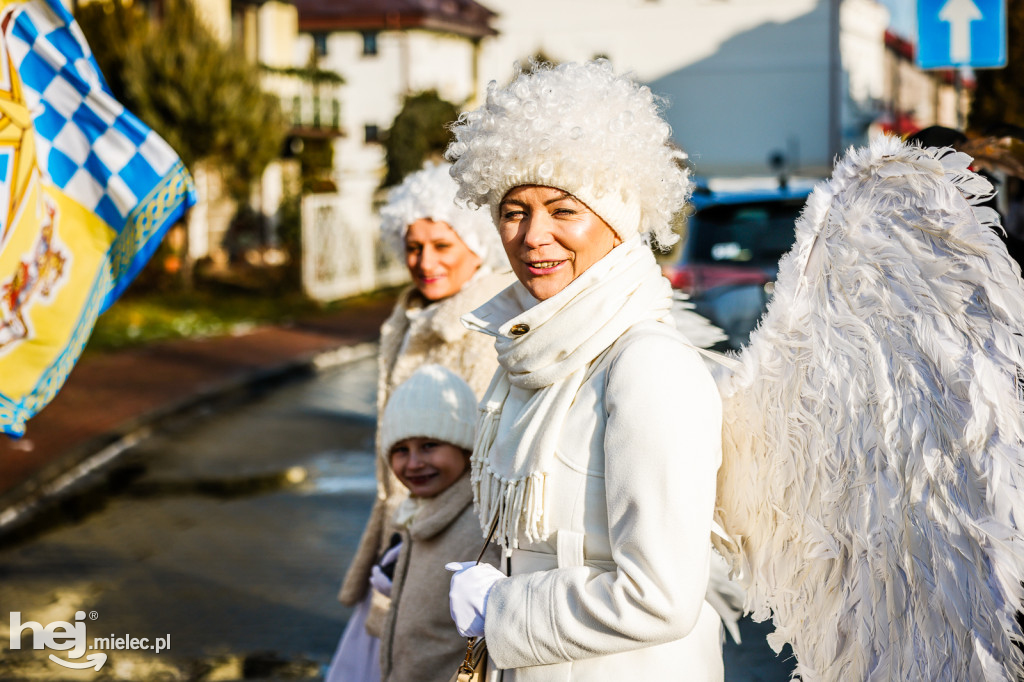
[{"x1": 301, "y1": 194, "x2": 407, "y2": 301}]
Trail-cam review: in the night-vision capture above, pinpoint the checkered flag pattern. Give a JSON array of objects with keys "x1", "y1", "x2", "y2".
[{"x1": 4, "y1": 0, "x2": 182, "y2": 232}]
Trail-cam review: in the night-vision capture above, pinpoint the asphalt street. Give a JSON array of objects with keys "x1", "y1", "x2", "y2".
[{"x1": 0, "y1": 356, "x2": 794, "y2": 681}]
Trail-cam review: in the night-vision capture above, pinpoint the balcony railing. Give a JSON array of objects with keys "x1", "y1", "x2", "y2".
[
  {"x1": 287, "y1": 95, "x2": 341, "y2": 131},
  {"x1": 260, "y1": 66, "x2": 344, "y2": 135}
]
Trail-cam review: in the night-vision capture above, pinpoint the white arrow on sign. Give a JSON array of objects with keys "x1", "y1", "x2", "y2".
[
  {"x1": 939, "y1": 0, "x2": 983, "y2": 62},
  {"x1": 48, "y1": 652, "x2": 107, "y2": 671}
]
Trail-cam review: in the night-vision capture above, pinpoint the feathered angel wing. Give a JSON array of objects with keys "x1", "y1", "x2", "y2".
[
  {"x1": 671, "y1": 291, "x2": 728, "y2": 349},
  {"x1": 714, "y1": 135, "x2": 1024, "y2": 681}
]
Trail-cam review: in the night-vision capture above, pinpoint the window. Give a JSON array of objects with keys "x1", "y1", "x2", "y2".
[
  {"x1": 362, "y1": 31, "x2": 379, "y2": 56},
  {"x1": 313, "y1": 32, "x2": 328, "y2": 57},
  {"x1": 690, "y1": 200, "x2": 806, "y2": 267},
  {"x1": 364, "y1": 124, "x2": 381, "y2": 144}
]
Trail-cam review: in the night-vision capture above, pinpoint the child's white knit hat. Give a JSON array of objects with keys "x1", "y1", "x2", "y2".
[
  {"x1": 379, "y1": 161, "x2": 504, "y2": 268},
  {"x1": 446, "y1": 59, "x2": 692, "y2": 250},
  {"x1": 379, "y1": 364, "x2": 478, "y2": 460}
]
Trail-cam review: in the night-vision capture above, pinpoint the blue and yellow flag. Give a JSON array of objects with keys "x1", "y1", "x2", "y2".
[{"x1": 0, "y1": 0, "x2": 196, "y2": 436}]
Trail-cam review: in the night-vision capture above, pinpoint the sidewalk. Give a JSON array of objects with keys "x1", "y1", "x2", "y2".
[{"x1": 0, "y1": 291, "x2": 398, "y2": 530}]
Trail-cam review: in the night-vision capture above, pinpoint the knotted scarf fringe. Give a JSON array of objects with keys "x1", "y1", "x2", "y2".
[{"x1": 470, "y1": 397, "x2": 546, "y2": 553}]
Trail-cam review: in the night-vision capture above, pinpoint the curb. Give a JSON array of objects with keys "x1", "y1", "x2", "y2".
[{"x1": 0, "y1": 341, "x2": 378, "y2": 538}]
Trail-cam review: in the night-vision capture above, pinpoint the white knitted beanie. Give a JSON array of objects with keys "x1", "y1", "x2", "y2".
[
  {"x1": 379, "y1": 161, "x2": 504, "y2": 268},
  {"x1": 446, "y1": 59, "x2": 692, "y2": 249},
  {"x1": 378, "y1": 364, "x2": 478, "y2": 460}
]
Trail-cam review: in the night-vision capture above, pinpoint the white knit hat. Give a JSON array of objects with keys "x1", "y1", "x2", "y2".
[
  {"x1": 446, "y1": 60, "x2": 692, "y2": 249},
  {"x1": 378, "y1": 364, "x2": 478, "y2": 460},
  {"x1": 378, "y1": 161, "x2": 504, "y2": 268}
]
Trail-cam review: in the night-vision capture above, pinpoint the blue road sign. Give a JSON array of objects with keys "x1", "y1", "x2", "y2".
[{"x1": 917, "y1": 0, "x2": 1007, "y2": 69}]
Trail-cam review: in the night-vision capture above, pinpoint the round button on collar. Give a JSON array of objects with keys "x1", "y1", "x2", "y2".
[{"x1": 509, "y1": 323, "x2": 530, "y2": 336}]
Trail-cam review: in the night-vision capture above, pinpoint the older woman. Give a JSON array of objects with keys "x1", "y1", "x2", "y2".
[
  {"x1": 445, "y1": 61, "x2": 725, "y2": 680},
  {"x1": 328, "y1": 162, "x2": 511, "y2": 682}
]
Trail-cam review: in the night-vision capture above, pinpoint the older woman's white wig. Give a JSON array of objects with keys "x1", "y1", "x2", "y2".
[
  {"x1": 379, "y1": 161, "x2": 503, "y2": 267},
  {"x1": 446, "y1": 60, "x2": 691, "y2": 249}
]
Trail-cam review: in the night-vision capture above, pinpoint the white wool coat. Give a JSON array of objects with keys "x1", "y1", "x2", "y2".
[
  {"x1": 339, "y1": 269, "x2": 512, "y2": 610},
  {"x1": 380, "y1": 474, "x2": 502, "y2": 682},
  {"x1": 479, "y1": 320, "x2": 724, "y2": 681}
]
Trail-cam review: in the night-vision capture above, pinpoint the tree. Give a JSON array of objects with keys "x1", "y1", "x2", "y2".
[
  {"x1": 73, "y1": 0, "x2": 148, "y2": 104},
  {"x1": 77, "y1": 0, "x2": 286, "y2": 201},
  {"x1": 969, "y1": 0, "x2": 1024, "y2": 133},
  {"x1": 381, "y1": 90, "x2": 459, "y2": 188}
]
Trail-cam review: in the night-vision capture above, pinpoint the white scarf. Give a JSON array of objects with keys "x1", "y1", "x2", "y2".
[
  {"x1": 393, "y1": 496, "x2": 424, "y2": 528},
  {"x1": 461, "y1": 238, "x2": 674, "y2": 550}
]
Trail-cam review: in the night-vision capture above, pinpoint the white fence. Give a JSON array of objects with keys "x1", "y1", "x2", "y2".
[{"x1": 301, "y1": 193, "x2": 407, "y2": 302}]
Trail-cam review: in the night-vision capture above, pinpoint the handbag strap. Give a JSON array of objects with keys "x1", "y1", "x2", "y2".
[
  {"x1": 475, "y1": 515, "x2": 499, "y2": 564},
  {"x1": 453, "y1": 517, "x2": 499, "y2": 680}
]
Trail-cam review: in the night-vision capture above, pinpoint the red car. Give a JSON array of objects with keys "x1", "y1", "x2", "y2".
[{"x1": 662, "y1": 182, "x2": 814, "y2": 348}]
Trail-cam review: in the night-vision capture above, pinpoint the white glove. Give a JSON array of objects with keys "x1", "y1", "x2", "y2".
[
  {"x1": 446, "y1": 561, "x2": 505, "y2": 638},
  {"x1": 380, "y1": 542, "x2": 402, "y2": 566},
  {"x1": 369, "y1": 542, "x2": 403, "y2": 597},
  {"x1": 369, "y1": 564, "x2": 393, "y2": 597}
]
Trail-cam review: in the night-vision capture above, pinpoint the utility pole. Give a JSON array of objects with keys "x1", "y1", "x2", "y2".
[{"x1": 827, "y1": 0, "x2": 842, "y2": 167}]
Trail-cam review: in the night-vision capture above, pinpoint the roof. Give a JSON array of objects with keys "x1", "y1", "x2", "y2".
[
  {"x1": 294, "y1": 0, "x2": 497, "y2": 39},
  {"x1": 885, "y1": 29, "x2": 915, "y2": 61}
]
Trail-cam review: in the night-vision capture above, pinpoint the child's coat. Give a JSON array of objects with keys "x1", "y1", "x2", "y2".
[{"x1": 380, "y1": 472, "x2": 501, "y2": 682}]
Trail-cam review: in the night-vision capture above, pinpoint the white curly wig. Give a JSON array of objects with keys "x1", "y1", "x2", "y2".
[
  {"x1": 446, "y1": 60, "x2": 690, "y2": 249},
  {"x1": 379, "y1": 161, "x2": 503, "y2": 267}
]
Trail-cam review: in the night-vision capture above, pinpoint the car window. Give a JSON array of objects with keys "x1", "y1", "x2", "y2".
[{"x1": 689, "y1": 199, "x2": 804, "y2": 266}]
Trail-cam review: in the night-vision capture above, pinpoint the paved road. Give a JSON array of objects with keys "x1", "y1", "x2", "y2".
[
  {"x1": 0, "y1": 357, "x2": 794, "y2": 681},
  {"x1": 0, "y1": 358, "x2": 378, "y2": 681}
]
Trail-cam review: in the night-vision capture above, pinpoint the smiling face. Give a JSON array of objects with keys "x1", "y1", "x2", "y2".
[
  {"x1": 388, "y1": 437, "x2": 469, "y2": 498},
  {"x1": 405, "y1": 219, "x2": 482, "y2": 301},
  {"x1": 498, "y1": 185, "x2": 622, "y2": 301}
]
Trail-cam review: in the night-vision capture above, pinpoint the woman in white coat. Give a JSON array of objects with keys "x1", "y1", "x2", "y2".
[{"x1": 445, "y1": 60, "x2": 725, "y2": 681}]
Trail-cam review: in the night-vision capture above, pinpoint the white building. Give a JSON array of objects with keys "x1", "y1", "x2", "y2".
[
  {"x1": 296, "y1": 0, "x2": 894, "y2": 198},
  {"x1": 291, "y1": 0, "x2": 496, "y2": 239},
  {"x1": 875, "y1": 29, "x2": 967, "y2": 137},
  {"x1": 477, "y1": 0, "x2": 890, "y2": 178}
]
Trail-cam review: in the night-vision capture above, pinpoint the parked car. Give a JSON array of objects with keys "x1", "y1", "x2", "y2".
[{"x1": 662, "y1": 179, "x2": 816, "y2": 349}]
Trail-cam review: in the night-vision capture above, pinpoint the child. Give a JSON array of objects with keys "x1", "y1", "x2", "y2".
[{"x1": 330, "y1": 364, "x2": 501, "y2": 682}]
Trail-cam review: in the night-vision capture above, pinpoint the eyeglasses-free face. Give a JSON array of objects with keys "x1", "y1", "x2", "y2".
[
  {"x1": 498, "y1": 186, "x2": 621, "y2": 301},
  {"x1": 404, "y1": 219, "x2": 482, "y2": 301},
  {"x1": 388, "y1": 437, "x2": 468, "y2": 498}
]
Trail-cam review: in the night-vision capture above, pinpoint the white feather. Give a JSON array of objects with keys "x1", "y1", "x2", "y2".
[
  {"x1": 670, "y1": 292, "x2": 728, "y2": 349},
  {"x1": 715, "y1": 136, "x2": 1024, "y2": 681}
]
